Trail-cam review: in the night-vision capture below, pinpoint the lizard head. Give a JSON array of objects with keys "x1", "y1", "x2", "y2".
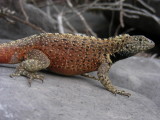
[
  {"x1": 119, "y1": 34, "x2": 155, "y2": 56},
  {"x1": 111, "y1": 34, "x2": 155, "y2": 63}
]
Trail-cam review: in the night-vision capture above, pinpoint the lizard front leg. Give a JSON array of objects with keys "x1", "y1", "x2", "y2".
[
  {"x1": 10, "y1": 49, "x2": 50, "y2": 86},
  {"x1": 98, "y1": 55, "x2": 131, "y2": 97}
]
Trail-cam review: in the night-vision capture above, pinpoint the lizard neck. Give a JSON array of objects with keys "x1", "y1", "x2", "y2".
[
  {"x1": 102, "y1": 36, "x2": 126, "y2": 54},
  {"x1": 102, "y1": 34, "x2": 131, "y2": 62},
  {"x1": 110, "y1": 52, "x2": 133, "y2": 63}
]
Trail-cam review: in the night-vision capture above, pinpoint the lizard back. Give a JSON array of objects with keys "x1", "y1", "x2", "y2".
[{"x1": 0, "y1": 33, "x2": 116, "y2": 75}]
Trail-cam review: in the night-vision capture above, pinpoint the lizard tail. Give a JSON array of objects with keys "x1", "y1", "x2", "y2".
[{"x1": 0, "y1": 46, "x2": 15, "y2": 63}]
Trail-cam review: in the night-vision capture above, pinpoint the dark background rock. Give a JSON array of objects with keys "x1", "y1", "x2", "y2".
[
  {"x1": 64, "y1": 12, "x2": 109, "y2": 37},
  {"x1": 0, "y1": 0, "x2": 58, "y2": 39},
  {"x1": 0, "y1": 0, "x2": 109, "y2": 40},
  {"x1": 103, "y1": 0, "x2": 160, "y2": 37}
]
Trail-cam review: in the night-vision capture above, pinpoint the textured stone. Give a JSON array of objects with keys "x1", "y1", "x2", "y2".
[
  {"x1": 0, "y1": 63, "x2": 160, "y2": 120},
  {"x1": 109, "y1": 57, "x2": 160, "y2": 109}
]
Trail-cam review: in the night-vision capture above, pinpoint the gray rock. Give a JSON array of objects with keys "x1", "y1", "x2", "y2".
[
  {"x1": 109, "y1": 57, "x2": 160, "y2": 109},
  {"x1": 64, "y1": 12, "x2": 109, "y2": 37},
  {"x1": 0, "y1": 64, "x2": 160, "y2": 120},
  {"x1": 0, "y1": 2, "x2": 59, "y2": 39}
]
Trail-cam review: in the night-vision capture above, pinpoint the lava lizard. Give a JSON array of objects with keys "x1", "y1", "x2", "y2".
[{"x1": 0, "y1": 33, "x2": 155, "y2": 96}]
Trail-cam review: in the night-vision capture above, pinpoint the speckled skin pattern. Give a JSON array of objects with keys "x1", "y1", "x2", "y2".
[{"x1": 0, "y1": 33, "x2": 155, "y2": 96}]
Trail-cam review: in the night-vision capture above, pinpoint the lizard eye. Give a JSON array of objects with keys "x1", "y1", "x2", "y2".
[{"x1": 126, "y1": 44, "x2": 129, "y2": 48}]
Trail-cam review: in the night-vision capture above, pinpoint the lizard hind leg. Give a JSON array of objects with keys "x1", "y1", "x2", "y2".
[{"x1": 10, "y1": 49, "x2": 50, "y2": 86}]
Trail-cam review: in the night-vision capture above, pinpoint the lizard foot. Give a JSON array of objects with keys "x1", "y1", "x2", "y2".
[
  {"x1": 105, "y1": 85, "x2": 131, "y2": 97},
  {"x1": 10, "y1": 49, "x2": 50, "y2": 86},
  {"x1": 10, "y1": 68, "x2": 44, "y2": 86},
  {"x1": 82, "y1": 73, "x2": 131, "y2": 97}
]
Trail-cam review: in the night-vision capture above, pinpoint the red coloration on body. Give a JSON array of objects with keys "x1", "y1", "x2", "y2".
[
  {"x1": 0, "y1": 33, "x2": 105, "y2": 75},
  {"x1": 0, "y1": 46, "x2": 16, "y2": 63},
  {"x1": 0, "y1": 33, "x2": 154, "y2": 76}
]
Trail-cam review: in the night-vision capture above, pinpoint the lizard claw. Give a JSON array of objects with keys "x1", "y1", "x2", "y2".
[
  {"x1": 26, "y1": 73, "x2": 44, "y2": 86},
  {"x1": 28, "y1": 78, "x2": 32, "y2": 87}
]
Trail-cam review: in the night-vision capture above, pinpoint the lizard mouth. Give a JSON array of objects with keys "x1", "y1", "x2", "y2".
[
  {"x1": 140, "y1": 44, "x2": 154, "y2": 51},
  {"x1": 145, "y1": 38, "x2": 155, "y2": 49}
]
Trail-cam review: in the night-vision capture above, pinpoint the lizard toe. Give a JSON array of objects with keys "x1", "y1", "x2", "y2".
[
  {"x1": 11, "y1": 68, "x2": 45, "y2": 86},
  {"x1": 26, "y1": 72, "x2": 44, "y2": 86},
  {"x1": 115, "y1": 89, "x2": 131, "y2": 97},
  {"x1": 107, "y1": 86, "x2": 131, "y2": 97},
  {"x1": 10, "y1": 73, "x2": 21, "y2": 78}
]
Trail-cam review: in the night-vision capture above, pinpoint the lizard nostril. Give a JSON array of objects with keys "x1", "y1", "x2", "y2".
[{"x1": 147, "y1": 39, "x2": 155, "y2": 48}]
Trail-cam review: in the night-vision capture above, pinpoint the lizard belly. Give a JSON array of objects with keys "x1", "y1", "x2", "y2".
[
  {"x1": 48, "y1": 60, "x2": 100, "y2": 75},
  {"x1": 47, "y1": 50, "x2": 100, "y2": 75},
  {"x1": 40, "y1": 41, "x2": 101, "y2": 75}
]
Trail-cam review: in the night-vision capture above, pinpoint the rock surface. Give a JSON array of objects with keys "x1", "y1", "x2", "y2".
[
  {"x1": 0, "y1": 57, "x2": 160, "y2": 120},
  {"x1": 109, "y1": 57, "x2": 160, "y2": 108}
]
